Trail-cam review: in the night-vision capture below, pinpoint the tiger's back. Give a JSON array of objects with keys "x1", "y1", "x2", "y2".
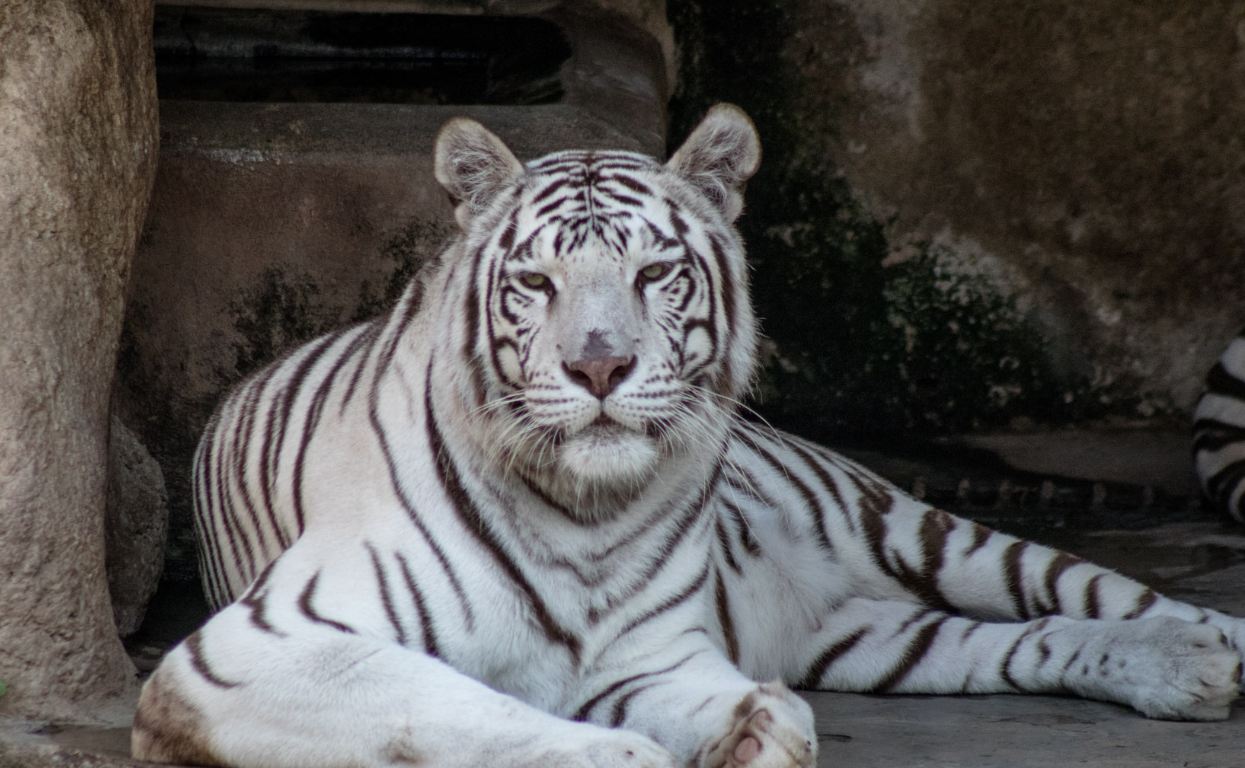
[{"x1": 193, "y1": 294, "x2": 414, "y2": 608}]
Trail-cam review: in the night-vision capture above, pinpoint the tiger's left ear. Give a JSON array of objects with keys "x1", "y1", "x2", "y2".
[
  {"x1": 666, "y1": 103, "x2": 761, "y2": 222},
  {"x1": 435, "y1": 117, "x2": 525, "y2": 230}
]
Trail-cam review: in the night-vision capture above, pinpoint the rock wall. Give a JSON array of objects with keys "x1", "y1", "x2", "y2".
[
  {"x1": 105, "y1": 416, "x2": 168, "y2": 638},
  {"x1": 670, "y1": 0, "x2": 1245, "y2": 439},
  {"x1": 0, "y1": 0, "x2": 158, "y2": 720}
]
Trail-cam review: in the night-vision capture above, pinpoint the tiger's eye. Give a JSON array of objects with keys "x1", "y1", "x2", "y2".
[
  {"x1": 519, "y1": 272, "x2": 549, "y2": 289},
  {"x1": 640, "y1": 263, "x2": 671, "y2": 281}
]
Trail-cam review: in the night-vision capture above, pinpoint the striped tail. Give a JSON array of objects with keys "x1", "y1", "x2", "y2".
[{"x1": 1193, "y1": 333, "x2": 1245, "y2": 523}]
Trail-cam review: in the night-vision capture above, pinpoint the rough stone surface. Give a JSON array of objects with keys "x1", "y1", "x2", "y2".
[
  {"x1": 670, "y1": 0, "x2": 1245, "y2": 437},
  {"x1": 0, "y1": 0, "x2": 158, "y2": 720},
  {"x1": 104, "y1": 416, "x2": 168, "y2": 638}
]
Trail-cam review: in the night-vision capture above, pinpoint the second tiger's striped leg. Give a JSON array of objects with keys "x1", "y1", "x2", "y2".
[{"x1": 790, "y1": 597, "x2": 1240, "y2": 721}]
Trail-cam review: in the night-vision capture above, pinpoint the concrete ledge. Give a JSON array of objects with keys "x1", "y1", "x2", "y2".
[
  {"x1": 159, "y1": 101, "x2": 652, "y2": 158},
  {"x1": 811, "y1": 692, "x2": 1245, "y2": 768},
  {"x1": 0, "y1": 716, "x2": 142, "y2": 768},
  {"x1": 946, "y1": 429, "x2": 1198, "y2": 495},
  {"x1": 7, "y1": 690, "x2": 1244, "y2": 768}
]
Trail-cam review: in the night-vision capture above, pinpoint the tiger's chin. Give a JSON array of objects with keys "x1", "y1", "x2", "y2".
[{"x1": 558, "y1": 425, "x2": 659, "y2": 489}]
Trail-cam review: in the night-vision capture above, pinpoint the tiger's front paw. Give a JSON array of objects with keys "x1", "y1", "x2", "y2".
[
  {"x1": 1091, "y1": 617, "x2": 1242, "y2": 721},
  {"x1": 1140, "y1": 620, "x2": 1241, "y2": 721},
  {"x1": 700, "y1": 682, "x2": 816, "y2": 768},
  {"x1": 1204, "y1": 613, "x2": 1245, "y2": 692}
]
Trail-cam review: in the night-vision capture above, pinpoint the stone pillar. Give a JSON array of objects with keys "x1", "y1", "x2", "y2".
[{"x1": 0, "y1": 0, "x2": 158, "y2": 720}]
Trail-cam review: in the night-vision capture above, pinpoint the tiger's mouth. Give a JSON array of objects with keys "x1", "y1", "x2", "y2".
[
  {"x1": 577, "y1": 413, "x2": 638, "y2": 442},
  {"x1": 580, "y1": 408, "x2": 678, "y2": 443},
  {"x1": 579, "y1": 410, "x2": 668, "y2": 444}
]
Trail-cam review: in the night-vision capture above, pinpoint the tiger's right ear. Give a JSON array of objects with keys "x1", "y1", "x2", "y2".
[
  {"x1": 667, "y1": 104, "x2": 761, "y2": 222},
  {"x1": 434, "y1": 117, "x2": 524, "y2": 231}
]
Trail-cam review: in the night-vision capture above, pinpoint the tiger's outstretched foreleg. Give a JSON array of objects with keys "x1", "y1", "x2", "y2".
[
  {"x1": 829, "y1": 470, "x2": 1245, "y2": 701},
  {"x1": 747, "y1": 434, "x2": 1245, "y2": 668},
  {"x1": 132, "y1": 603, "x2": 678, "y2": 768},
  {"x1": 830, "y1": 468, "x2": 1245, "y2": 667},
  {"x1": 726, "y1": 428, "x2": 1245, "y2": 715},
  {"x1": 793, "y1": 597, "x2": 1241, "y2": 721}
]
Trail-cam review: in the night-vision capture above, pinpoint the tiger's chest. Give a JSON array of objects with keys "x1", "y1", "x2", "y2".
[{"x1": 303, "y1": 510, "x2": 719, "y2": 714}]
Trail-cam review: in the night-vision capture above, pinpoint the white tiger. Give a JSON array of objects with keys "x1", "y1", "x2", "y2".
[
  {"x1": 134, "y1": 105, "x2": 1245, "y2": 768},
  {"x1": 1195, "y1": 332, "x2": 1245, "y2": 522}
]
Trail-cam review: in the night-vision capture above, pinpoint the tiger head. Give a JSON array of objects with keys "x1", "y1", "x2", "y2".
[{"x1": 434, "y1": 105, "x2": 761, "y2": 511}]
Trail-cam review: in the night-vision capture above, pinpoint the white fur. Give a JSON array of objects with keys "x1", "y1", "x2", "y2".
[{"x1": 559, "y1": 427, "x2": 660, "y2": 487}]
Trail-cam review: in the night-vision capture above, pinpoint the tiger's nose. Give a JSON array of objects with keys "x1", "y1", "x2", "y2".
[{"x1": 563, "y1": 356, "x2": 636, "y2": 399}]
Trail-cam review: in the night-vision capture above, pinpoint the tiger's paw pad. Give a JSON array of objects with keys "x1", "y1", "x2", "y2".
[{"x1": 703, "y1": 683, "x2": 816, "y2": 768}]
